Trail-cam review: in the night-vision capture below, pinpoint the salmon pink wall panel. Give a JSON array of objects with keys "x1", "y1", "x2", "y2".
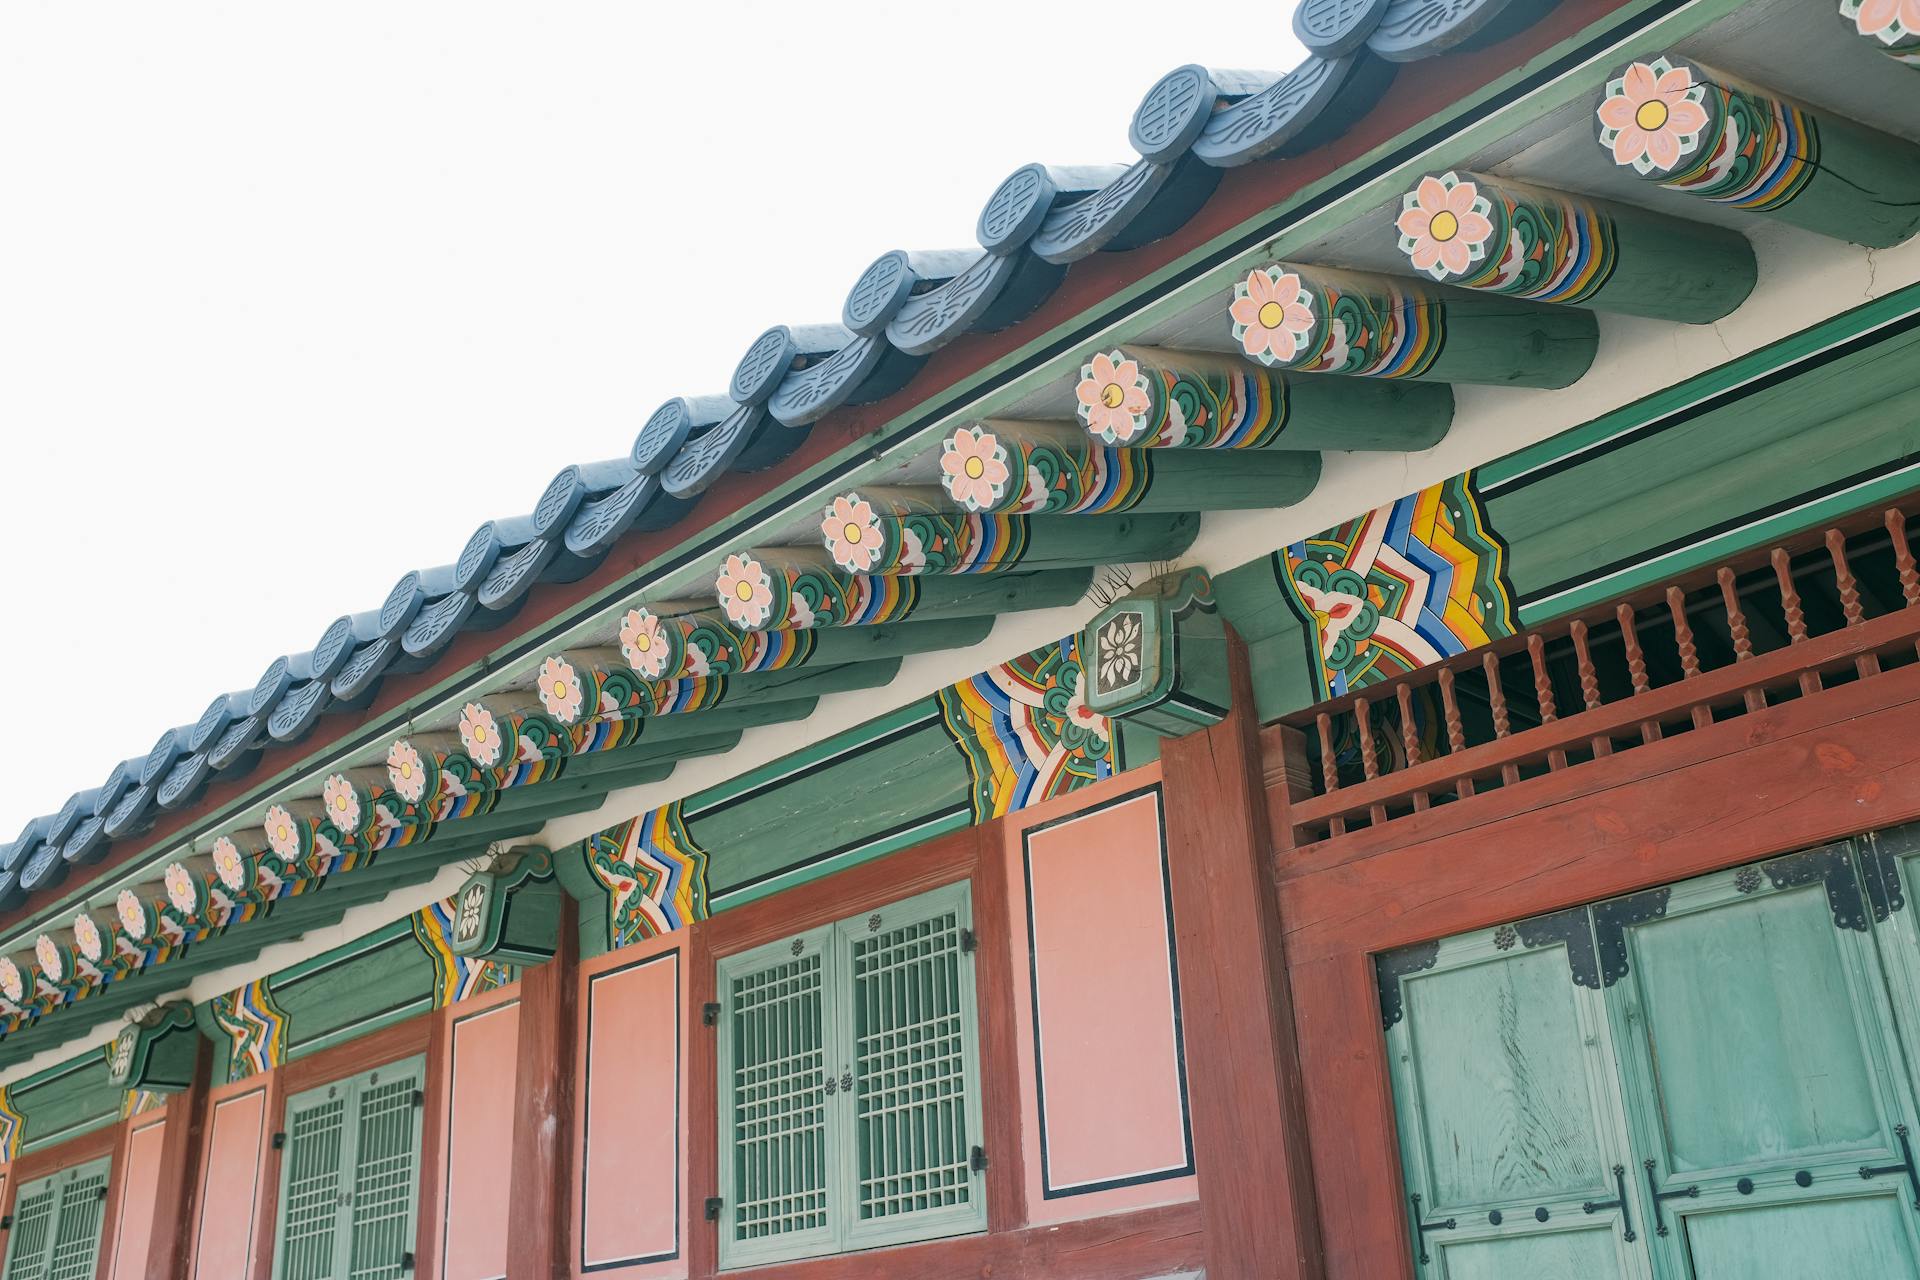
[
  {"x1": 193, "y1": 1086, "x2": 268, "y2": 1280},
  {"x1": 578, "y1": 946, "x2": 682, "y2": 1277},
  {"x1": 107, "y1": 1115, "x2": 167, "y2": 1280},
  {"x1": 1013, "y1": 782, "x2": 1195, "y2": 1223},
  {"x1": 440, "y1": 999, "x2": 520, "y2": 1280}
]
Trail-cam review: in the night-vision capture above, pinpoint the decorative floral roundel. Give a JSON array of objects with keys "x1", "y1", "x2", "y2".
[
  {"x1": 821, "y1": 494, "x2": 884, "y2": 574},
  {"x1": 211, "y1": 837, "x2": 249, "y2": 895},
  {"x1": 459, "y1": 702, "x2": 503, "y2": 768},
  {"x1": 1845, "y1": 0, "x2": 1920, "y2": 44},
  {"x1": 387, "y1": 739, "x2": 428, "y2": 805},
  {"x1": 1291, "y1": 559, "x2": 1378, "y2": 674},
  {"x1": 264, "y1": 804, "x2": 302, "y2": 860},
  {"x1": 321, "y1": 773, "x2": 362, "y2": 834},
  {"x1": 34, "y1": 935, "x2": 62, "y2": 983},
  {"x1": 716, "y1": 553, "x2": 775, "y2": 629},
  {"x1": 1231, "y1": 267, "x2": 1317, "y2": 365},
  {"x1": 0, "y1": 957, "x2": 24, "y2": 1003},
  {"x1": 1396, "y1": 174, "x2": 1495, "y2": 281},
  {"x1": 164, "y1": 863, "x2": 199, "y2": 915},
  {"x1": 73, "y1": 911, "x2": 104, "y2": 963},
  {"x1": 537, "y1": 655, "x2": 585, "y2": 723},
  {"x1": 940, "y1": 426, "x2": 1012, "y2": 512},
  {"x1": 1096, "y1": 611, "x2": 1144, "y2": 694},
  {"x1": 1075, "y1": 351, "x2": 1153, "y2": 445},
  {"x1": 117, "y1": 889, "x2": 148, "y2": 940},
  {"x1": 110, "y1": 1027, "x2": 136, "y2": 1080},
  {"x1": 619, "y1": 608, "x2": 671, "y2": 680},
  {"x1": 1596, "y1": 59, "x2": 1709, "y2": 175}
]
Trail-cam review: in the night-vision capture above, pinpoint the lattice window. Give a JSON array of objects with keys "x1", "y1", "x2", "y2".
[
  {"x1": 272, "y1": 1058, "x2": 424, "y2": 1280},
  {"x1": 0, "y1": 1157, "x2": 110, "y2": 1280},
  {"x1": 716, "y1": 883, "x2": 985, "y2": 1268}
]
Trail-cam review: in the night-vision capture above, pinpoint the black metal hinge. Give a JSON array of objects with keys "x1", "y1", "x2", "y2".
[
  {"x1": 1643, "y1": 1159, "x2": 1699, "y2": 1237},
  {"x1": 399, "y1": 1251, "x2": 415, "y2": 1272},
  {"x1": 704, "y1": 1197, "x2": 723, "y2": 1221},
  {"x1": 702, "y1": 1002, "x2": 721, "y2": 1027},
  {"x1": 1408, "y1": 1193, "x2": 1454, "y2": 1266},
  {"x1": 1860, "y1": 1123, "x2": 1920, "y2": 1209},
  {"x1": 412, "y1": 1089, "x2": 425, "y2": 1108},
  {"x1": 1581, "y1": 1165, "x2": 1636, "y2": 1242},
  {"x1": 970, "y1": 1145, "x2": 989, "y2": 1173},
  {"x1": 960, "y1": 929, "x2": 978, "y2": 955},
  {"x1": 272, "y1": 1131, "x2": 287, "y2": 1150},
  {"x1": 1, "y1": 1214, "x2": 12, "y2": 1230}
]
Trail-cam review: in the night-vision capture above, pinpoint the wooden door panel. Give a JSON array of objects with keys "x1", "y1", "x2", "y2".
[
  {"x1": 1404, "y1": 946, "x2": 1610, "y2": 1208},
  {"x1": 1682, "y1": 1192, "x2": 1920, "y2": 1279},
  {"x1": 1435, "y1": 1222, "x2": 1635, "y2": 1280},
  {"x1": 1626, "y1": 882, "x2": 1888, "y2": 1174}
]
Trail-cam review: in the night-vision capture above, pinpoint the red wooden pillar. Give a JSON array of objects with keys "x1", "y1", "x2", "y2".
[
  {"x1": 1160, "y1": 626, "x2": 1324, "y2": 1280},
  {"x1": 148, "y1": 1039, "x2": 213, "y2": 1280},
  {"x1": 506, "y1": 907, "x2": 579, "y2": 1277}
]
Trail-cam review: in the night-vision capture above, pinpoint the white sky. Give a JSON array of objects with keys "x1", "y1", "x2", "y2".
[{"x1": 0, "y1": 3, "x2": 1303, "y2": 840}]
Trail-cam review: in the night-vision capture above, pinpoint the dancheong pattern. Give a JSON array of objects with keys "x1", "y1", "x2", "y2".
[
  {"x1": 936, "y1": 635, "x2": 1116, "y2": 822},
  {"x1": 1597, "y1": 57, "x2": 1817, "y2": 210},
  {"x1": 1276, "y1": 472, "x2": 1517, "y2": 700},
  {"x1": 585, "y1": 802, "x2": 711, "y2": 949},
  {"x1": 412, "y1": 900, "x2": 518, "y2": 1008},
  {"x1": 208, "y1": 978, "x2": 289, "y2": 1081}
]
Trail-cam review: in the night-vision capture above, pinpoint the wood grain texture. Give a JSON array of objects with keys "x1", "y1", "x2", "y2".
[
  {"x1": 508, "y1": 909, "x2": 577, "y2": 1279},
  {"x1": 1162, "y1": 626, "x2": 1323, "y2": 1280},
  {"x1": 145, "y1": 1041, "x2": 212, "y2": 1280}
]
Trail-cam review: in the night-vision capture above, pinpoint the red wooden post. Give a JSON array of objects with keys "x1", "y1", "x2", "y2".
[
  {"x1": 506, "y1": 907, "x2": 578, "y2": 1278},
  {"x1": 1160, "y1": 625, "x2": 1324, "y2": 1280},
  {"x1": 148, "y1": 1040, "x2": 214, "y2": 1280}
]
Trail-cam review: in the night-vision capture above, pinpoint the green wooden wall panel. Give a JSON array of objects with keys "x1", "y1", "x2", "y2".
[
  {"x1": 271, "y1": 925, "x2": 435, "y2": 1061},
  {"x1": 1436, "y1": 1225, "x2": 1636, "y2": 1280},
  {"x1": 1684, "y1": 1196, "x2": 1920, "y2": 1279},
  {"x1": 12, "y1": 1053, "x2": 120, "y2": 1155}
]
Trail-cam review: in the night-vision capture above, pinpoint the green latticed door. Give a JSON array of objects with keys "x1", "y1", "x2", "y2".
[
  {"x1": 717, "y1": 883, "x2": 985, "y2": 1269},
  {"x1": 1382, "y1": 837, "x2": 1920, "y2": 1278},
  {"x1": 0, "y1": 1158, "x2": 111, "y2": 1280},
  {"x1": 272, "y1": 1056, "x2": 426, "y2": 1280}
]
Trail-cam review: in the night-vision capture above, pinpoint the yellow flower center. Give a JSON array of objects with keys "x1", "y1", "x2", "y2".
[
  {"x1": 399, "y1": 762, "x2": 413, "y2": 778},
  {"x1": 964, "y1": 456, "x2": 985, "y2": 479},
  {"x1": 552, "y1": 680, "x2": 569, "y2": 699},
  {"x1": 1634, "y1": 98, "x2": 1670, "y2": 131},
  {"x1": 636, "y1": 633, "x2": 652, "y2": 651},
  {"x1": 333, "y1": 795, "x2": 347, "y2": 811},
  {"x1": 1428, "y1": 209, "x2": 1460, "y2": 243},
  {"x1": 844, "y1": 523, "x2": 863, "y2": 544},
  {"x1": 734, "y1": 580, "x2": 755, "y2": 602},
  {"x1": 472, "y1": 725, "x2": 487, "y2": 742},
  {"x1": 276, "y1": 825, "x2": 289, "y2": 840},
  {"x1": 1257, "y1": 300, "x2": 1286, "y2": 329},
  {"x1": 1100, "y1": 382, "x2": 1126, "y2": 409}
]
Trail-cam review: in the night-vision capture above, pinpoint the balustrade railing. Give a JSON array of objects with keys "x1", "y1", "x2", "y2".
[{"x1": 1267, "y1": 500, "x2": 1920, "y2": 848}]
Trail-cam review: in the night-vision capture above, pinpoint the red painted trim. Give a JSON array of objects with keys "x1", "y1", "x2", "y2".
[
  {"x1": 507, "y1": 912, "x2": 577, "y2": 1278},
  {"x1": 144, "y1": 1040, "x2": 211, "y2": 1280}
]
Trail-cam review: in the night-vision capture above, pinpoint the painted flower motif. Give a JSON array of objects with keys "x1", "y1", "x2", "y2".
[
  {"x1": 1395, "y1": 175, "x2": 1495, "y2": 281},
  {"x1": 387, "y1": 739, "x2": 428, "y2": 805},
  {"x1": 117, "y1": 890, "x2": 148, "y2": 940},
  {"x1": 1062, "y1": 672, "x2": 1109, "y2": 740},
  {"x1": 73, "y1": 912, "x2": 103, "y2": 963},
  {"x1": 619, "y1": 608, "x2": 672, "y2": 680},
  {"x1": 164, "y1": 863, "x2": 198, "y2": 915},
  {"x1": 459, "y1": 701, "x2": 503, "y2": 767},
  {"x1": 211, "y1": 837, "x2": 248, "y2": 894},
  {"x1": 1096, "y1": 612, "x2": 1143, "y2": 692},
  {"x1": 0, "y1": 958, "x2": 23, "y2": 1003},
  {"x1": 787, "y1": 595, "x2": 817, "y2": 630},
  {"x1": 1847, "y1": 0, "x2": 1920, "y2": 43},
  {"x1": 1230, "y1": 267, "x2": 1317, "y2": 365},
  {"x1": 1075, "y1": 351, "x2": 1153, "y2": 445},
  {"x1": 821, "y1": 494, "x2": 884, "y2": 573},
  {"x1": 1296, "y1": 578, "x2": 1371, "y2": 659},
  {"x1": 110, "y1": 1029, "x2": 135, "y2": 1079},
  {"x1": 1596, "y1": 59, "x2": 1709, "y2": 175},
  {"x1": 321, "y1": 773, "x2": 362, "y2": 834},
  {"x1": 940, "y1": 426, "x2": 1012, "y2": 512},
  {"x1": 264, "y1": 804, "x2": 302, "y2": 860},
  {"x1": 537, "y1": 655, "x2": 585, "y2": 723},
  {"x1": 716, "y1": 553, "x2": 775, "y2": 629},
  {"x1": 34, "y1": 935, "x2": 61, "y2": 982},
  {"x1": 457, "y1": 883, "x2": 487, "y2": 941}
]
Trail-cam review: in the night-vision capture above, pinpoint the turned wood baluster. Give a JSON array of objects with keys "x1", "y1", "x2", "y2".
[
  {"x1": 1352, "y1": 696, "x2": 1388, "y2": 825},
  {"x1": 1718, "y1": 566, "x2": 1767, "y2": 713},
  {"x1": 1616, "y1": 602, "x2": 1661, "y2": 744},
  {"x1": 1773, "y1": 547, "x2": 1822, "y2": 696},
  {"x1": 1484, "y1": 652, "x2": 1521, "y2": 786},
  {"x1": 1826, "y1": 528, "x2": 1879, "y2": 678},
  {"x1": 1568, "y1": 620, "x2": 1612, "y2": 758},
  {"x1": 1888, "y1": 507, "x2": 1920, "y2": 662},
  {"x1": 1314, "y1": 711, "x2": 1346, "y2": 838},
  {"x1": 1527, "y1": 634, "x2": 1569, "y2": 771},
  {"x1": 1395, "y1": 683, "x2": 1428, "y2": 811},
  {"x1": 1438, "y1": 666, "x2": 1473, "y2": 799},
  {"x1": 1667, "y1": 586, "x2": 1712, "y2": 730}
]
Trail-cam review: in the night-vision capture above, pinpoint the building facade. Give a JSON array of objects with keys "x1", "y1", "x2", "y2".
[{"x1": 1, "y1": 1, "x2": 1918, "y2": 1276}]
